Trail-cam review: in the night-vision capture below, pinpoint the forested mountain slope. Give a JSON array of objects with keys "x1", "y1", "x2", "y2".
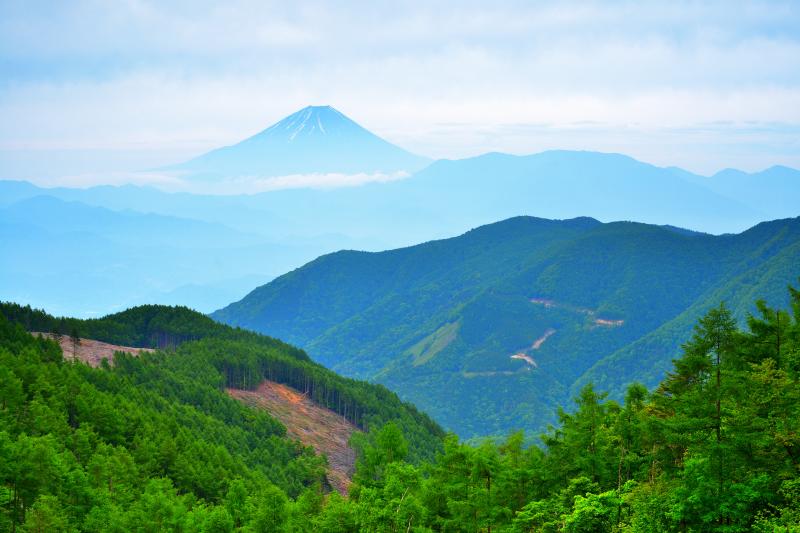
[
  {"x1": 3, "y1": 288, "x2": 799, "y2": 531},
  {"x1": 305, "y1": 292, "x2": 800, "y2": 531},
  {"x1": 29, "y1": 326, "x2": 361, "y2": 496},
  {"x1": 0, "y1": 302, "x2": 443, "y2": 456},
  {"x1": 214, "y1": 216, "x2": 800, "y2": 437}
]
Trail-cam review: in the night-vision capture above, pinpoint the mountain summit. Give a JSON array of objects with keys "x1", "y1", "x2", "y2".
[
  {"x1": 253, "y1": 105, "x2": 377, "y2": 141},
  {"x1": 172, "y1": 105, "x2": 431, "y2": 179}
]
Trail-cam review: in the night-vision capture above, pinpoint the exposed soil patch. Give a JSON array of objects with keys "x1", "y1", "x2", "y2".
[
  {"x1": 510, "y1": 353, "x2": 537, "y2": 367},
  {"x1": 34, "y1": 332, "x2": 358, "y2": 494},
  {"x1": 530, "y1": 298, "x2": 624, "y2": 327},
  {"x1": 33, "y1": 332, "x2": 153, "y2": 367},
  {"x1": 462, "y1": 368, "x2": 529, "y2": 378},
  {"x1": 228, "y1": 381, "x2": 359, "y2": 495},
  {"x1": 594, "y1": 318, "x2": 625, "y2": 327},
  {"x1": 530, "y1": 297, "x2": 593, "y2": 315},
  {"x1": 509, "y1": 327, "x2": 555, "y2": 369},
  {"x1": 408, "y1": 321, "x2": 460, "y2": 367},
  {"x1": 531, "y1": 328, "x2": 557, "y2": 350}
]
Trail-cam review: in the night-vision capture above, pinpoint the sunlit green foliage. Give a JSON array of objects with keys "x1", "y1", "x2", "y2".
[
  {"x1": 333, "y1": 285, "x2": 800, "y2": 532},
  {"x1": 2, "y1": 286, "x2": 799, "y2": 531},
  {"x1": 0, "y1": 303, "x2": 441, "y2": 532}
]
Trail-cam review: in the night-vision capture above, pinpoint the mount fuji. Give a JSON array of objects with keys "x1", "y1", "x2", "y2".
[{"x1": 170, "y1": 105, "x2": 431, "y2": 179}]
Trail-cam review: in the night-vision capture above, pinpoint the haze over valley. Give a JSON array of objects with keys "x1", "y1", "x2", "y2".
[{"x1": 3, "y1": 105, "x2": 799, "y2": 319}]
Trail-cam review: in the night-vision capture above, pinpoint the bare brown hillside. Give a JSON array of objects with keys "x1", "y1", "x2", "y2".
[
  {"x1": 33, "y1": 332, "x2": 358, "y2": 494},
  {"x1": 228, "y1": 381, "x2": 359, "y2": 495},
  {"x1": 33, "y1": 332, "x2": 153, "y2": 367}
]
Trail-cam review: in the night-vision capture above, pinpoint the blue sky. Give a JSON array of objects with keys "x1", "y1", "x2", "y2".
[{"x1": 1, "y1": 0, "x2": 799, "y2": 187}]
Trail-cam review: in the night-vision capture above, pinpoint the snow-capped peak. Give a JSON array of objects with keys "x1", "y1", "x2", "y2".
[
  {"x1": 172, "y1": 105, "x2": 431, "y2": 178},
  {"x1": 263, "y1": 105, "x2": 348, "y2": 142}
]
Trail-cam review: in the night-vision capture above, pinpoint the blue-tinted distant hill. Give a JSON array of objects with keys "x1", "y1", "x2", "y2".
[
  {"x1": 2, "y1": 147, "x2": 797, "y2": 317},
  {"x1": 213, "y1": 215, "x2": 800, "y2": 438},
  {"x1": 8, "y1": 149, "x2": 789, "y2": 240},
  {"x1": 695, "y1": 165, "x2": 800, "y2": 220},
  {"x1": 381, "y1": 150, "x2": 765, "y2": 235},
  {"x1": 0, "y1": 196, "x2": 327, "y2": 316},
  {"x1": 1, "y1": 195, "x2": 264, "y2": 248},
  {"x1": 168, "y1": 105, "x2": 432, "y2": 179}
]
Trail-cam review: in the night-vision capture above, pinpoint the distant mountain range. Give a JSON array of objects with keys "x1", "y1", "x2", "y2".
[
  {"x1": 1, "y1": 105, "x2": 798, "y2": 319},
  {"x1": 379, "y1": 150, "x2": 765, "y2": 234},
  {"x1": 3, "y1": 151, "x2": 798, "y2": 244},
  {"x1": 212, "y1": 215, "x2": 800, "y2": 437},
  {"x1": 682, "y1": 164, "x2": 800, "y2": 218},
  {"x1": 167, "y1": 105, "x2": 431, "y2": 179}
]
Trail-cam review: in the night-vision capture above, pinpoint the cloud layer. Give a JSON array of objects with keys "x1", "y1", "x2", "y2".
[{"x1": 1, "y1": 0, "x2": 799, "y2": 184}]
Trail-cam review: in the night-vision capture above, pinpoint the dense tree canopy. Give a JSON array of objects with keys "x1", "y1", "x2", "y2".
[
  {"x1": 327, "y1": 288, "x2": 800, "y2": 532},
  {"x1": 212, "y1": 216, "x2": 800, "y2": 438},
  {"x1": 1, "y1": 286, "x2": 799, "y2": 531}
]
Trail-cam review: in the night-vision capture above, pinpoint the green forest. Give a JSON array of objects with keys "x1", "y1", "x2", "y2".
[
  {"x1": 2, "y1": 286, "x2": 800, "y2": 531},
  {"x1": 212, "y1": 216, "x2": 800, "y2": 438}
]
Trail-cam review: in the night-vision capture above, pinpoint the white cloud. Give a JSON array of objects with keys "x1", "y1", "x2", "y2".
[
  {"x1": 219, "y1": 171, "x2": 411, "y2": 194},
  {"x1": 1, "y1": 0, "x2": 799, "y2": 180},
  {"x1": 20, "y1": 168, "x2": 411, "y2": 195}
]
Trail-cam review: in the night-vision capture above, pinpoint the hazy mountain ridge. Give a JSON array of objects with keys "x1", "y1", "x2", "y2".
[
  {"x1": 1, "y1": 106, "x2": 798, "y2": 319},
  {"x1": 387, "y1": 150, "x2": 766, "y2": 234},
  {"x1": 0, "y1": 195, "x2": 325, "y2": 316},
  {"x1": 698, "y1": 165, "x2": 800, "y2": 218},
  {"x1": 2, "y1": 195, "x2": 264, "y2": 248}
]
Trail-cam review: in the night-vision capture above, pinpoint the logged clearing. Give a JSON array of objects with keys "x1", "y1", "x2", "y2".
[
  {"x1": 33, "y1": 332, "x2": 152, "y2": 367},
  {"x1": 531, "y1": 328, "x2": 557, "y2": 350},
  {"x1": 228, "y1": 381, "x2": 359, "y2": 495},
  {"x1": 33, "y1": 332, "x2": 357, "y2": 494},
  {"x1": 462, "y1": 369, "x2": 527, "y2": 378},
  {"x1": 407, "y1": 321, "x2": 460, "y2": 366},
  {"x1": 530, "y1": 298, "x2": 624, "y2": 327},
  {"x1": 509, "y1": 328, "x2": 555, "y2": 368},
  {"x1": 594, "y1": 318, "x2": 625, "y2": 327},
  {"x1": 510, "y1": 353, "x2": 537, "y2": 367}
]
